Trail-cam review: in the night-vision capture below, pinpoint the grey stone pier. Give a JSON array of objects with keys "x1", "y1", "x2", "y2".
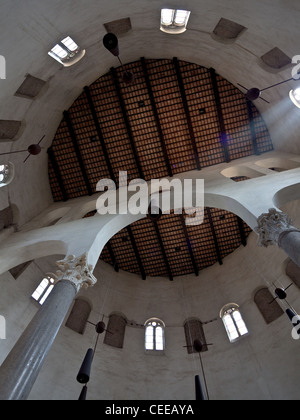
[
  {"x1": 256, "y1": 208, "x2": 300, "y2": 267},
  {"x1": 0, "y1": 253, "x2": 97, "y2": 400}
]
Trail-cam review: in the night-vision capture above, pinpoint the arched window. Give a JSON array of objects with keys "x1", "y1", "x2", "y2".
[
  {"x1": 0, "y1": 162, "x2": 14, "y2": 187},
  {"x1": 31, "y1": 276, "x2": 55, "y2": 305},
  {"x1": 220, "y1": 304, "x2": 248, "y2": 343},
  {"x1": 145, "y1": 318, "x2": 165, "y2": 351}
]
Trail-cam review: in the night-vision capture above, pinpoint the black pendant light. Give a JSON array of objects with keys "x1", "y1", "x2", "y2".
[
  {"x1": 238, "y1": 77, "x2": 296, "y2": 104},
  {"x1": 195, "y1": 375, "x2": 206, "y2": 401},
  {"x1": 103, "y1": 33, "x2": 135, "y2": 85},
  {"x1": 77, "y1": 348, "x2": 94, "y2": 385},
  {"x1": 76, "y1": 317, "x2": 112, "y2": 400},
  {"x1": 78, "y1": 385, "x2": 88, "y2": 401},
  {"x1": 193, "y1": 339, "x2": 211, "y2": 401},
  {"x1": 269, "y1": 283, "x2": 293, "y2": 304},
  {"x1": 0, "y1": 135, "x2": 45, "y2": 163}
]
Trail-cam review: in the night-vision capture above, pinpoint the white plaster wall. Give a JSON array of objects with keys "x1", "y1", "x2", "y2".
[{"x1": 0, "y1": 200, "x2": 297, "y2": 400}]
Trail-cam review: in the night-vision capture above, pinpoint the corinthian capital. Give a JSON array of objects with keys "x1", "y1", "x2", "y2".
[
  {"x1": 255, "y1": 208, "x2": 300, "y2": 247},
  {"x1": 51, "y1": 253, "x2": 97, "y2": 292}
]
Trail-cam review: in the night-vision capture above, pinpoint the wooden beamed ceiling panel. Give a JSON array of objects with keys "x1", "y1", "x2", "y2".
[
  {"x1": 49, "y1": 58, "x2": 272, "y2": 279},
  {"x1": 100, "y1": 209, "x2": 252, "y2": 280}
]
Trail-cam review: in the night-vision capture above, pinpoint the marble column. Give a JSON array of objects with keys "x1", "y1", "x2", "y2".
[
  {"x1": 0, "y1": 253, "x2": 97, "y2": 401},
  {"x1": 256, "y1": 208, "x2": 300, "y2": 267}
]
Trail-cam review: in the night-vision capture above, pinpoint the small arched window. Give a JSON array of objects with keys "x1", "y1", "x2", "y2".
[
  {"x1": 0, "y1": 162, "x2": 14, "y2": 187},
  {"x1": 220, "y1": 304, "x2": 248, "y2": 343},
  {"x1": 145, "y1": 318, "x2": 165, "y2": 351}
]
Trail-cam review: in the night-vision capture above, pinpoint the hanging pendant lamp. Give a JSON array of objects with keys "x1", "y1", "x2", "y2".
[
  {"x1": 76, "y1": 348, "x2": 94, "y2": 384},
  {"x1": 103, "y1": 33, "x2": 135, "y2": 85},
  {"x1": 238, "y1": 77, "x2": 297, "y2": 104},
  {"x1": 78, "y1": 385, "x2": 88, "y2": 401},
  {"x1": 195, "y1": 375, "x2": 206, "y2": 401},
  {"x1": 76, "y1": 318, "x2": 109, "y2": 400},
  {"x1": 0, "y1": 135, "x2": 45, "y2": 163}
]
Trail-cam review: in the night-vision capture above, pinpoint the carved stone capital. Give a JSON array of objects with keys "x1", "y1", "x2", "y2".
[
  {"x1": 255, "y1": 208, "x2": 300, "y2": 247},
  {"x1": 50, "y1": 253, "x2": 97, "y2": 292}
]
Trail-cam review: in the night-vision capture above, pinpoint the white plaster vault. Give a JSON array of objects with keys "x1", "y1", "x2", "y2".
[{"x1": 1, "y1": 150, "x2": 299, "y2": 276}]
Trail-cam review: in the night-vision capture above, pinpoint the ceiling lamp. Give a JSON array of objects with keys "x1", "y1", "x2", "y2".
[
  {"x1": 0, "y1": 135, "x2": 45, "y2": 163},
  {"x1": 160, "y1": 9, "x2": 191, "y2": 34},
  {"x1": 103, "y1": 33, "x2": 135, "y2": 85},
  {"x1": 238, "y1": 76, "x2": 299, "y2": 104}
]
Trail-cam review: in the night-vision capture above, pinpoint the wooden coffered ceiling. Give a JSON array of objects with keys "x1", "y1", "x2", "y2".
[{"x1": 48, "y1": 58, "x2": 273, "y2": 279}]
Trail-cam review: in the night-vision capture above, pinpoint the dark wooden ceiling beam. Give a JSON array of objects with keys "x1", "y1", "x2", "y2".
[
  {"x1": 47, "y1": 147, "x2": 68, "y2": 201},
  {"x1": 236, "y1": 216, "x2": 247, "y2": 247},
  {"x1": 126, "y1": 226, "x2": 147, "y2": 280},
  {"x1": 152, "y1": 220, "x2": 174, "y2": 281},
  {"x1": 141, "y1": 57, "x2": 173, "y2": 178},
  {"x1": 110, "y1": 67, "x2": 145, "y2": 180},
  {"x1": 173, "y1": 57, "x2": 201, "y2": 171},
  {"x1": 63, "y1": 110, "x2": 93, "y2": 196},
  {"x1": 207, "y1": 208, "x2": 223, "y2": 265},
  {"x1": 106, "y1": 241, "x2": 119, "y2": 272},
  {"x1": 209, "y1": 68, "x2": 231, "y2": 163},
  {"x1": 179, "y1": 214, "x2": 199, "y2": 276},
  {"x1": 246, "y1": 99, "x2": 260, "y2": 156},
  {"x1": 84, "y1": 86, "x2": 116, "y2": 183}
]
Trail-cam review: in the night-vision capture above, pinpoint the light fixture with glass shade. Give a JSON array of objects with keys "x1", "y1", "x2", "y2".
[{"x1": 160, "y1": 9, "x2": 191, "y2": 34}]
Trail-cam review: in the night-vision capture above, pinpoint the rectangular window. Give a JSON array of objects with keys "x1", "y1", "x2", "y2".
[{"x1": 31, "y1": 277, "x2": 55, "y2": 305}]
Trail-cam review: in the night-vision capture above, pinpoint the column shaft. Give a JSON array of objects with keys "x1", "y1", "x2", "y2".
[
  {"x1": 0, "y1": 280, "x2": 76, "y2": 400},
  {"x1": 279, "y1": 230, "x2": 300, "y2": 268}
]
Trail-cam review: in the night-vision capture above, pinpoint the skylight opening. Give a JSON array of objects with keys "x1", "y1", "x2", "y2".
[
  {"x1": 48, "y1": 36, "x2": 85, "y2": 67},
  {"x1": 160, "y1": 9, "x2": 191, "y2": 34},
  {"x1": 61, "y1": 36, "x2": 79, "y2": 52}
]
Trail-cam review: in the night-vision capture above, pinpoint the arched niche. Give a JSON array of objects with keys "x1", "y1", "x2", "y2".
[
  {"x1": 104, "y1": 312, "x2": 128, "y2": 349},
  {"x1": 254, "y1": 288, "x2": 283, "y2": 324},
  {"x1": 65, "y1": 298, "x2": 92, "y2": 334}
]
